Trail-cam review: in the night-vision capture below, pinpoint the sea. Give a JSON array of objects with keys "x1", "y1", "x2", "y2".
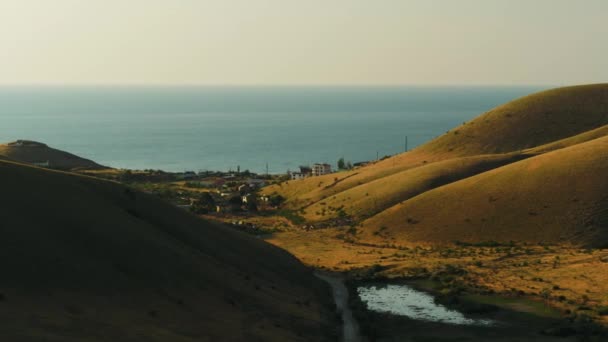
[{"x1": 0, "y1": 86, "x2": 546, "y2": 174}]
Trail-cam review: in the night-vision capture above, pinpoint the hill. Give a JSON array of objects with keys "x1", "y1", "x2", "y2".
[
  {"x1": 301, "y1": 152, "x2": 531, "y2": 223},
  {"x1": 421, "y1": 83, "x2": 608, "y2": 156},
  {"x1": 262, "y1": 84, "x2": 608, "y2": 247},
  {"x1": 0, "y1": 140, "x2": 106, "y2": 170},
  {"x1": 265, "y1": 84, "x2": 608, "y2": 219},
  {"x1": 0, "y1": 160, "x2": 333, "y2": 341},
  {"x1": 360, "y1": 135, "x2": 608, "y2": 247}
]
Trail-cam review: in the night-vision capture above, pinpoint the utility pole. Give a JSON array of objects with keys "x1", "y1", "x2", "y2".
[
  {"x1": 405, "y1": 135, "x2": 408, "y2": 152},
  {"x1": 376, "y1": 151, "x2": 379, "y2": 161},
  {"x1": 265, "y1": 162, "x2": 269, "y2": 176}
]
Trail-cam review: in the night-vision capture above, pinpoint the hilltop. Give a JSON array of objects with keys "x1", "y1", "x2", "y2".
[
  {"x1": 421, "y1": 83, "x2": 608, "y2": 156},
  {"x1": 264, "y1": 84, "x2": 608, "y2": 246},
  {"x1": 0, "y1": 160, "x2": 333, "y2": 341},
  {"x1": 0, "y1": 140, "x2": 107, "y2": 170}
]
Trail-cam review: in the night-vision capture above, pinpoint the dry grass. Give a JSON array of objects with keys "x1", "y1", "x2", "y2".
[
  {"x1": 526, "y1": 124, "x2": 608, "y2": 154},
  {"x1": 268, "y1": 229, "x2": 608, "y2": 324},
  {"x1": 421, "y1": 83, "x2": 608, "y2": 156},
  {"x1": 361, "y1": 135, "x2": 608, "y2": 247},
  {"x1": 302, "y1": 152, "x2": 530, "y2": 222}
]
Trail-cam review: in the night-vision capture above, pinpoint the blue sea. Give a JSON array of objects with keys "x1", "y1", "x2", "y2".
[{"x1": 0, "y1": 86, "x2": 546, "y2": 173}]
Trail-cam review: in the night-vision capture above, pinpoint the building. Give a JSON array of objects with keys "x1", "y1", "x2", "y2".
[
  {"x1": 290, "y1": 172, "x2": 307, "y2": 180},
  {"x1": 289, "y1": 166, "x2": 312, "y2": 180},
  {"x1": 311, "y1": 163, "x2": 332, "y2": 176},
  {"x1": 241, "y1": 193, "x2": 255, "y2": 204},
  {"x1": 238, "y1": 184, "x2": 251, "y2": 193}
]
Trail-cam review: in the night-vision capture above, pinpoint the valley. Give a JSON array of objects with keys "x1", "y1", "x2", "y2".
[{"x1": 2, "y1": 84, "x2": 608, "y2": 341}]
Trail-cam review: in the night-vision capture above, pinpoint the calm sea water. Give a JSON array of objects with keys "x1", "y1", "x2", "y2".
[{"x1": 0, "y1": 86, "x2": 545, "y2": 173}]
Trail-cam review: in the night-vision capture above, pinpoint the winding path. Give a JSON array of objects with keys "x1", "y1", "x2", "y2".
[{"x1": 315, "y1": 271, "x2": 362, "y2": 342}]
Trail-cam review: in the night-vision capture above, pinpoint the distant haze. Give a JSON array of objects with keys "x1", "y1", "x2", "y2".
[{"x1": 1, "y1": 0, "x2": 606, "y2": 86}]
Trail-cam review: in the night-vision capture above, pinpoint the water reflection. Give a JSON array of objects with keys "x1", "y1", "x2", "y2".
[{"x1": 358, "y1": 284, "x2": 494, "y2": 326}]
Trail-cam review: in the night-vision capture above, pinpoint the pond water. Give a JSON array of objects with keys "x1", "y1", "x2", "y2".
[{"x1": 357, "y1": 284, "x2": 494, "y2": 326}]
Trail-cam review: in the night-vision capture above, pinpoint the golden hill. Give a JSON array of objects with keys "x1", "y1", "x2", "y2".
[
  {"x1": 525, "y1": 124, "x2": 608, "y2": 154},
  {"x1": 301, "y1": 123, "x2": 608, "y2": 224},
  {"x1": 0, "y1": 160, "x2": 332, "y2": 341},
  {"x1": 302, "y1": 152, "x2": 531, "y2": 222},
  {"x1": 360, "y1": 135, "x2": 608, "y2": 247},
  {"x1": 421, "y1": 83, "x2": 608, "y2": 156},
  {"x1": 265, "y1": 84, "x2": 608, "y2": 218},
  {"x1": 0, "y1": 140, "x2": 106, "y2": 170},
  {"x1": 263, "y1": 84, "x2": 608, "y2": 247}
]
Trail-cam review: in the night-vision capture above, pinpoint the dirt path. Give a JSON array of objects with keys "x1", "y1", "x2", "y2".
[{"x1": 315, "y1": 271, "x2": 362, "y2": 342}]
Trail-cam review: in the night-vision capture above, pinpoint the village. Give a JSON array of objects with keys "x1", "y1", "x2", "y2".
[{"x1": 87, "y1": 161, "x2": 360, "y2": 234}]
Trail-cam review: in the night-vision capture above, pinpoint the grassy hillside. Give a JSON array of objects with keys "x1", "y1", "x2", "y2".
[
  {"x1": 0, "y1": 140, "x2": 106, "y2": 170},
  {"x1": 421, "y1": 84, "x2": 608, "y2": 156},
  {"x1": 0, "y1": 160, "x2": 333, "y2": 341},
  {"x1": 302, "y1": 153, "x2": 531, "y2": 222},
  {"x1": 526, "y1": 124, "x2": 608, "y2": 154},
  {"x1": 265, "y1": 84, "x2": 608, "y2": 218},
  {"x1": 360, "y1": 136, "x2": 608, "y2": 247}
]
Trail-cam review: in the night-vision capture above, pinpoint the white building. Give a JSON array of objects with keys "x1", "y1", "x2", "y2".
[
  {"x1": 289, "y1": 171, "x2": 307, "y2": 180},
  {"x1": 311, "y1": 163, "x2": 332, "y2": 176},
  {"x1": 289, "y1": 166, "x2": 312, "y2": 180}
]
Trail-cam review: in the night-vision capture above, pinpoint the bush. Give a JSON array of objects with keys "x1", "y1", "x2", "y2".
[
  {"x1": 597, "y1": 306, "x2": 608, "y2": 316},
  {"x1": 268, "y1": 194, "x2": 285, "y2": 207}
]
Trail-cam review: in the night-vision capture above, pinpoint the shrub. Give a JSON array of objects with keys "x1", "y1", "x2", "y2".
[{"x1": 597, "y1": 306, "x2": 608, "y2": 316}]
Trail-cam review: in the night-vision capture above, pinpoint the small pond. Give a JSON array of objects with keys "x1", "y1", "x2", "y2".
[{"x1": 357, "y1": 284, "x2": 494, "y2": 326}]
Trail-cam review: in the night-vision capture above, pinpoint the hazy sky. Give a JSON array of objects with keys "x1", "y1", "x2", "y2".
[{"x1": 1, "y1": 0, "x2": 606, "y2": 85}]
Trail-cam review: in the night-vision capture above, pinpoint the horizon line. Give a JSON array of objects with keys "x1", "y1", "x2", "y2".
[{"x1": 0, "y1": 83, "x2": 561, "y2": 88}]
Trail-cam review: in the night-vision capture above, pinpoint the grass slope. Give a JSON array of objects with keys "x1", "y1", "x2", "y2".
[
  {"x1": 302, "y1": 153, "x2": 531, "y2": 222},
  {"x1": 526, "y1": 124, "x2": 608, "y2": 154},
  {"x1": 421, "y1": 83, "x2": 608, "y2": 156},
  {"x1": 0, "y1": 160, "x2": 332, "y2": 341},
  {"x1": 0, "y1": 140, "x2": 106, "y2": 170},
  {"x1": 265, "y1": 84, "x2": 608, "y2": 218},
  {"x1": 361, "y1": 136, "x2": 608, "y2": 247}
]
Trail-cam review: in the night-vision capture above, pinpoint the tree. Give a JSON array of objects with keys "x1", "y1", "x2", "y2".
[
  {"x1": 346, "y1": 161, "x2": 353, "y2": 169},
  {"x1": 246, "y1": 197, "x2": 258, "y2": 212},
  {"x1": 337, "y1": 157, "x2": 345, "y2": 170},
  {"x1": 228, "y1": 196, "x2": 243, "y2": 212},
  {"x1": 191, "y1": 192, "x2": 216, "y2": 214},
  {"x1": 198, "y1": 192, "x2": 216, "y2": 209},
  {"x1": 268, "y1": 194, "x2": 285, "y2": 207}
]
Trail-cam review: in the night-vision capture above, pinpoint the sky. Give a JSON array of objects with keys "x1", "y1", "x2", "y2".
[{"x1": 0, "y1": 0, "x2": 606, "y2": 86}]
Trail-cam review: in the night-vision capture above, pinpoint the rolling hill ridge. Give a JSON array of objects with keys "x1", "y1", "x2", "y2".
[
  {"x1": 360, "y1": 135, "x2": 608, "y2": 247},
  {"x1": 265, "y1": 84, "x2": 608, "y2": 247}
]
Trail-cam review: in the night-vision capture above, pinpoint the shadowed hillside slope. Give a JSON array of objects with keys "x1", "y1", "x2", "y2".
[
  {"x1": 264, "y1": 84, "x2": 608, "y2": 217},
  {"x1": 0, "y1": 140, "x2": 106, "y2": 170},
  {"x1": 0, "y1": 161, "x2": 333, "y2": 341},
  {"x1": 360, "y1": 136, "x2": 608, "y2": 247}
]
